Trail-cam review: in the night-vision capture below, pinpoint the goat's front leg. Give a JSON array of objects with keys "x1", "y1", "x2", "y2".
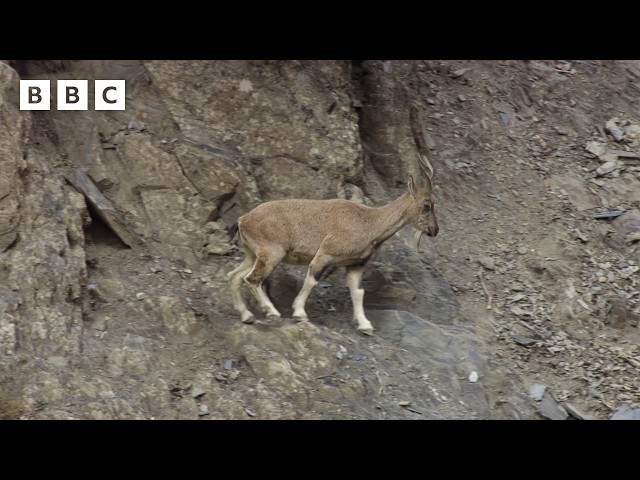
[
  {"x1": 345, "y1": 266, "x2": 374, "y2": 336},
  {"x1": 292, "y1": 275, "x2": 318, "y2": 322}
]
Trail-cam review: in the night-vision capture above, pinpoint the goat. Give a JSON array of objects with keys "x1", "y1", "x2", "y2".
[{"x1": 227, "y1": 154, "x2": 439, "y2": 335}]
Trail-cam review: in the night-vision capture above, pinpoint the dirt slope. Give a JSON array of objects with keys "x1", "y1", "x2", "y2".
[{"x1": 1, "y1": 60, "x2": 639, "y2": 420}]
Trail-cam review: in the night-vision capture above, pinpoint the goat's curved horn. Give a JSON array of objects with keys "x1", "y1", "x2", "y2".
[{"x1": 417, "y1": 153, "x2": 434, "y2": 181}]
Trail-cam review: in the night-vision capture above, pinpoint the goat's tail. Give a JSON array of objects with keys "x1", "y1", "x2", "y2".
[{"x1": 227, "y1": 222, "x2": 239, "y2": 242}]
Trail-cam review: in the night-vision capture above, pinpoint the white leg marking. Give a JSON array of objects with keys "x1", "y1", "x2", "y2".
[
  {"x1": 292, "y1": 274, "x2": 318, "y2": 322},
  {"x1": 257, "y1": 283, "x2": 282, "y2": 319},
  {"x1": 346, "y1": 266, "x2": 374, "y2": 335}
]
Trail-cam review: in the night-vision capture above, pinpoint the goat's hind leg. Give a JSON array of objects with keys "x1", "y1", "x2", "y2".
[
  {"x1": 228, "y1": 248, "x2": 258, "y2": 324},
  {"x1": 244, "y1": 250, "x2": 283, "y2": 319}
]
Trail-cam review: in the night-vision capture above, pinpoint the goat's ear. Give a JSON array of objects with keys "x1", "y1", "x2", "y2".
[{"x1": 408, "y1": 175, "x2": 418, "y2": 197}]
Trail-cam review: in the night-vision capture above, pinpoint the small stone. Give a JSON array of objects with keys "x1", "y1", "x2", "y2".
[
  {"x1": 509, "y1": 293, "x2": 526, "y2": 303},
  {"x1": 198, "y1": 405, "x2": 209, "y2": 416},
  {"x1": 537, "y1": 392, "x2": 568, "y2": 420},
  {"x1": 398, "y1": 401, "x2": 411, "y2": 406},
  {"x1": 563, "y1": 403, "x2": 591, "y2": 420},
  {"x1": 224, "y1": 360, "x2": 234, "y2": 370},
  {"x1": 530, "y1": 383, "x2": 547, "y2": 401},
  {"x1": 451, "y1": 67, "x2": 469, "y2": 78},
  {"x1": 585, "y1": 141, "x2": 606, "y2": 157},
  {"x1": 469, "y1": 371, "x2": 479, "y2": 383},
  {"x1": 238, "y1": 79, "x2": 254, "y2": 92},
  {"x1": 245, "y1": 408, "x2": 256, "y2": 417},
  {"x1": 517, "y1": 246, "x2": 528, "y2": 255},
  {"x1": 478, "y1": 255, "x2": 496, "y2": 270},
  {"x1": 592, "y1": 210, "x2": 624, "y2": 219},
  {"x1": 191, "y1": 387, "x2": 206, "y2": 398},
  {"x1": 596, "y1": 161, "x2": 618, "y2": 176},
  {"x1": 606, "y1": 119, "x2": 625, "y2": 142},
  {"x1": 135, "y1": 292, "x2": 146, "y2": 300}
]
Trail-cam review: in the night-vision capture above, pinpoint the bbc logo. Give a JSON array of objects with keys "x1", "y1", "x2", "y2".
[{"x1": 20, "y1": 80, "x2": 126, "y2": 111}]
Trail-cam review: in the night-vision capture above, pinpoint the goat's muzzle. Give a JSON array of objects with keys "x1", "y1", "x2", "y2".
[{"x1": 414, "y1": 226, "x2": 439, "y2": 252}]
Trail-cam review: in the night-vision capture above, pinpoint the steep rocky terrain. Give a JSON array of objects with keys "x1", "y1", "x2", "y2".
[{"x1": 1, "y1": 59, "x2": 639, "y2": 420}]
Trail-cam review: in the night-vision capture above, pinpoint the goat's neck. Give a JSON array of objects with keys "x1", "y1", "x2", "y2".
[{"x1": 369, "y1": 192, "x2": 414, "y2": 243}]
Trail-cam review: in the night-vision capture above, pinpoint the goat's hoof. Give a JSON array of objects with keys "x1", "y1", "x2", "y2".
[
  {"x1": 292, "y1": 315, "x2": 309, "y2": 323},
  {"x1": 265, "y1": 313, "x2": 282, "y2": 321},
  {"x1": 241, "y1": 314, "x2": 256, "y2": 324},
  {"x1": 357, "y1": 326, "x2": 375, "y2": 336}
]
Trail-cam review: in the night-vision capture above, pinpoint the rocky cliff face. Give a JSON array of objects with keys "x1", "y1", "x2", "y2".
[{"x1": 1, "y1": 60, "x2": 638, "y2": 419}]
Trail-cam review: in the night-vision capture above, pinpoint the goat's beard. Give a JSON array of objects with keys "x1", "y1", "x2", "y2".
[{"x1": 414, "y1": 229, "x2": 424, "y2": 252}]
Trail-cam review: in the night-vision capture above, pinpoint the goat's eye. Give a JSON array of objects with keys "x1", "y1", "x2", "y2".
[{"x1": 423, "y1": 204, "x2": 431, "y2": 213}]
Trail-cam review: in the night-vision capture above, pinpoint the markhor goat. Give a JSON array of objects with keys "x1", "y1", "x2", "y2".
[{"x1": 228, "y1": 154, "x2": 439, "y2": 335}]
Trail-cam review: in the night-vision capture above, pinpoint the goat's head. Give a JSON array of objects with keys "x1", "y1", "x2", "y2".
[{"x1": 408, "y1": 153, "x2": 439, "y2": 250}]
